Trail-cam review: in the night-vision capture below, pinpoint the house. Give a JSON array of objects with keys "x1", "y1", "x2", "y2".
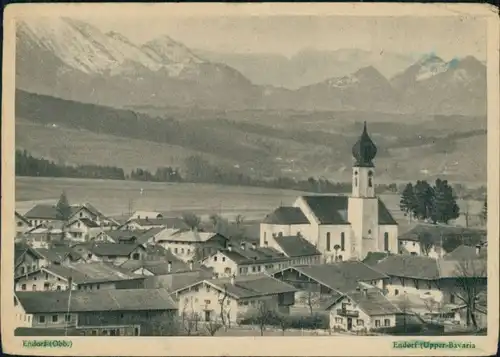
[
  {"x1": 325, "y1": 287, "x2": 403, "y2": 332},
  {"x1": 398, "y1": 224, "x2": 487, "y2": 258},
  {"x1": 24, "y1": 204, "x2": 70, "y2": 227},
  {"x1": 443, "y1": 244, "x2": 487, "y2": 261},
  {"x1": 71, "y1": 242, "x2": 147, "y2": 265},
  {"x1": 67, "y1": 203, "x2": 118, "y2": 229},
  {"x1": 156, "y1": 229, "x2": 229, "y2": 262},
  {"x1": 129, "y1": 211, "x2": 163, "y2": 220},
  {"x1": 14, "y1": 288, "x2": 178, "y2": 336},
  {"x1": 20, "y1": 223, "x2": 65, "y2": 248},
  {"x1": 266, "y1": 233, "x2": 322, "y2": 264},
  {"x1": 66, "y1": 218, "x2": 102, "y2": 241},
  {"x1": 202, "y1": 241, "x2": 291, "y2": 277},
  {"x1": 170, "y1": 274, "x2": 297, "y2": 323},
  {"x1": 15, "y1": 244, "x2": 47, "y2": 276},
  {"x1": 371, "y1": 254, "x2": 487, "y2": 309},
  {"x1": 14, "y1": 262, "x2": 145, "y2": 292},
  {"x1": 260, "y1": 123, "x2": 398, "y2": 261},
  {"x1": 15, "y1": 211, "x2": 32, "y2": 237},
  {"x1": 93, "y1": 228, "x2": 164, "y2": 246},
  {"x1": 271, "y1": 260, "x2": 389, "y2": 313},
  {"x1": 118, "y1": 217, "x2": 189, "y2": 231}
]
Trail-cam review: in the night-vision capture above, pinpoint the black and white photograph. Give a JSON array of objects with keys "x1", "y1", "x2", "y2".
[{"x1": 2, "y1": 3, "x2": 498, "y2": 356}]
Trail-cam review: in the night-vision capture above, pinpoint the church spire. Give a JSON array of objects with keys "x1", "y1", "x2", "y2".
[{"x1": 352, "y1": 121, "x2": 377, "y2": 167}]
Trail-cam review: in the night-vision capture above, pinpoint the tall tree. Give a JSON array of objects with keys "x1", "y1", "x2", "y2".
[
  {"x1": 418, "y1": 232, "x2": 435, "y2": 256},
  {"x1": 56, "y1": 191, "x2": 72, "y2": 240},
  {"x1": 430, "y1": 179, "x2": 460, "y2": 224},
  {"x1": 181, "y1": 212, "x2": 202, "y2": 231},
  {"x1": 413, "y1": 180, "x2": 434, "y2": 220},
  {"x1": 400, "y1": 183, "x2": 417, "y2": 222}
]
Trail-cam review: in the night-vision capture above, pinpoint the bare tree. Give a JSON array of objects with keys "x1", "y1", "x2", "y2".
[
  {"x1": 418, "y1": 232, "x2": 434, "y2": 256},
  {"x1": 253, "y1": 301, "x2": 274, "y2": 336},
  {"x1": 276, "y1": 312, "x2": 292, "y2": 336},
  {"x1": 452, "y1": 258, "x2": 487, "y2": 329},
  {"x1": 181, "y1": 301, "x2": 200, "y2": 336},
  {"x1": 298, "y1": 290, "x2": 323, "y2": 316},
  {"x1": 217, "y1": 283, "x2": 231, "y2": 330},
  {"x1": 204, "y1": 320, "x2": 223, "y2": 336}
]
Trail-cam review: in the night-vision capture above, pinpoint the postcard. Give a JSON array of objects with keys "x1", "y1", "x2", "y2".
[{"x1": 1, "y1": 2, "x2": 499, "y2": 356}]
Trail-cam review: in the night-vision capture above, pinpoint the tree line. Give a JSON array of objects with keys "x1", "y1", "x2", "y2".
[{"x1": 16, "y1": 150, "x2": 400, "y2": 194}]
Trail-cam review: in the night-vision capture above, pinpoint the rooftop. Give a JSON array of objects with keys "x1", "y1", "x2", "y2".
[
  {"x1": 16, "y1": 288, "x2": 177, "y2": 313},
  {"x1": 273, "y1": 235, "x2": 321, "y2": 257},
  {"x1": 262, "y1": 207, "x2": 310, "y2": 225},
  {"x1": 206, "y1": 274, "x2": 297, "y2": 299}
]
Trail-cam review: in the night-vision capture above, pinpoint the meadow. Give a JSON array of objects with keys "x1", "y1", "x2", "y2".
[{"x1": 15, "y1": 177, "x2": 483, "y2": 230}]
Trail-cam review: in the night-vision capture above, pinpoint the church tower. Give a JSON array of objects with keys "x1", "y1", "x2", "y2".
[{"x1": 348, "y1": 122, "x2": 380, "y2": 260}]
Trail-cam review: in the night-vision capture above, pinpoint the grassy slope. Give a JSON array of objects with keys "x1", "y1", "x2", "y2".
[{"x1": 15, "y1": 90, "x2": 487, "y2": 184}]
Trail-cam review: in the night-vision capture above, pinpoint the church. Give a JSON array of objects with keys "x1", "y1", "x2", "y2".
[{"x1": 260, "y1": 122, "x2": 398, "y2": 262}]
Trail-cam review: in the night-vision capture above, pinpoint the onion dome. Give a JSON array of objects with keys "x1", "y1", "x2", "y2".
[{"x1": 352, "y1": 121, "x2": 377, "y2": 167}]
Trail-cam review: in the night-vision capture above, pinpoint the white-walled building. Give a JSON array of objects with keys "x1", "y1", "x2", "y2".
[{"x1": 260, "y1": 122, "x2": 398, "y2": 261}]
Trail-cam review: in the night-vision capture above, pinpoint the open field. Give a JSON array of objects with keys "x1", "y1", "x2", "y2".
[{"x1": 16, "y1": 177, "x2": 484, "y2": 230}]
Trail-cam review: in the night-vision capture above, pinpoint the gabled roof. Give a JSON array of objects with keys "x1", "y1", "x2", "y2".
[
  {"x1": 68, "y1": 218, "x2": 100, "y2": 228},
  {"x1": 129, "y1": 211, "x2": 163, "y2": 220},
  {"x1": 87, "y1": 242, "x2": 143, "y2": 257},
  {"x1": 274, "y1": 235, "x2": 321, "y2": 257},
  {"x1": 274, "y1": 261, "x2": 388, "y2": 294},
  {"x1": 120, "y1": 255, "x2": 195, "y2": 275},
  {"x1": 443, "y1": 245, "x2": 487, "y2": 261},
  {"x1": 25, "y1": 204, "x2": 80, "y2": 220},
  {"x1": 326, "y1": 289, "x2": 402, "y2": 316},
  {"x1": 372, "y1": 255, "x2": 440, "y2": 280},
  {"x1": 362, "y1": 251, "x2": 392, "y2": 266},
  {"x1": 300, "y1": 195, "x2": 350, "y2": 224},
  {"x1": 216, "y1": 244, "x2": 289, "y2": 265},
  {"x1": 106, "y1": 229, "x2": 149, "y2": 241},
  {"x1": 128, "y1": 217, "x2": 189, "y2": 230},
  {"x1": 436, "y1": 259, "x2": 487, "y2": 279},
  {"x1": 157, "y1": 229, "x2": 227, "y2": 243},
  {"x1": 175, "y1": 274, "x2": 297, "y2": 300},
  {"x1": 16, "y1": 288, "x2": 177, "y2": 313},
  {"x1": 16, "y1": 262, "x2": 140, "y2": 284},
  {"x1": 15, "y1": 211, "x2": 31, "y2": 225},
  {"x1": 299, "y1": 195, "x2": 397, "y2": 225},
  {"x1": 144, "y1": 270, "x2": 213, "y2": 291},
  {"x1": 262, "y1": 207, "x2": 310, "y2": 225},
  {"x1": 34, "y1": 246, "x2": 81, "y2": 264}
]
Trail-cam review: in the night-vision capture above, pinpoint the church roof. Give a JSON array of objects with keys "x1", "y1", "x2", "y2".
[
  {"x1": 352, "y1": 122, "x2": 377, "y2": 167},
  {"x1": 262, "y1": 207, "x2": 310, "y2": 225},
  {"x1": 273, "y1": 235, "x2": 322, "y2": 257},
  {"x1": 300, "y1": 195, "x2": 397, "y2": 226}
]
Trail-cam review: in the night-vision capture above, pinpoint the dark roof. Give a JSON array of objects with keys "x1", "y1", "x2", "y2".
[
  {"x1": 15, "y1": 327, "x2": 85, "y2": 336},
  {"x1": 206, "y1": 274, "x2": 297, "y2": 299},
  {"x1": 25, "y1": 204, "x2": 80, "y2": 220},
  {"x1": 120, "y1": 257, "x2": 195, "y2": 275},
  {"x1": 443, "y1": 245, "x2": 487, "y2": 260},
  {"x1": 93, "y1": 242, "x2": 142, "y2": 256},
  {"x1": 16, "y1": 288, "x2": 177, "y2": 313},
  {"x1": 78, "y1": 218, "x2": 100, "y2": 228},
  {"x1": 399, "y1": 224, "x2": 487, "y2": 243},
  {"x1": 44, "y1": 262, "x2": 140, "y2": 284},
  {"x1": 373, "y1": 255, "x2": 440, "y2": 280},
  {"x1": 34, "y1": 246, "x2": 81, "y2": 264},
  {"x1": 219, "y1": 244, "x2": 288, "y2": 264},
  {"x1": 352, "y1": 122, "x2": 377, "y2": 168},
  {"x1": 137, "y1": 227, "x2": 165, "y2": 244},
  {"x1": 436, "y1": 259, "x2": 487, "y2": 278},
  {"x1": 15, "y1": 211, "x2": 31, "y2": 224},
  {"x1": 262, "y1": 207, "x2": 310, "y2": 225},
  {"x1": 132, "y1": 217, "x2": 189, "y2": 229},
  {"x1": 106, "y1": 230, "x2": 149, "y2": 241},
  {"x1": 276, "y1": 261, "x2": 388, "y2": 294},
  {"x1": 330, "y1": 289, "x2": 401, "y2": 316},
  {"x1": 274, "y1": 235, "x2": 321, "y2": 257},
  {"x1": 145, "y1": 270, "x2": 213, "y2": 291},
  {"x1": 299, "y1": 195, "x2": 397, "y2": 226},
  {"x1": 362, "y1": 251, "x2": 392, "y2": 266},
  {"x1": 300, "y1": 195, "x2": 350, "y2": 224}
]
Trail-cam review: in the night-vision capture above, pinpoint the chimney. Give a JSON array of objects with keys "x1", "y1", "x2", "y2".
[
  {"x1": 189, "y1": 260, "x2": 194, "y2": 271},
  {"x1": 230, "y1": 274, "x2": 235, "y2": 285},
  {"x1": 240, "y1": 242, "x2": 246, "y2": 251},
  {"x1": 251, "y1": 242, "x2": 257, "y2": 250},
  {"x1": 167, "y1": 261, "x2": 172, "y2": 273},
  {"x1": 227, "y1": 243, "x2": 232, "y2": 252}
]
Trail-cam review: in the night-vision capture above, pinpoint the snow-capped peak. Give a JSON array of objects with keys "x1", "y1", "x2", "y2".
[
  {"x1": 414, "y1": 54, "x2": 449, "y2": 81},
  {"x1": 141, "y1": 35, "x2": 204, "y2": 65}
]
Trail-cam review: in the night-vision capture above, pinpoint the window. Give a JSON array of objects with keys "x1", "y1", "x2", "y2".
[
  {"x1": 214, "y1": 256, "x2": 218, "y2": 262},
  {"x1": 39, "y1": 316, "x2": 46, "y2": 323},
  {"x1": 65, "y1": 314, "x2": 71, "y2": 322},
  {"x1": 206, "y1": 285, "x2": 211, "y2": 293},
  {"x1": 326, "y1": 233, "x2": 331, "y2": 251},
  {"x1": 394, "y1": 289, "x2": 399, "y2": 296},
  {"x1": 252, "y1": 266, "x2": 256, "y2": 272},
  {"x1": 384, "y1": 232, "x2": 389, "y2": 252},
  {"x1": 174, "y1": 248, "x2": 178, "y2": 253},
  {"x1": 134, "y1": 327, "x2": 140, "y2": 336},
  {"x1": 257, "y1": 266, "x2": 261, "y2": 272},
  {"x1": 338, "y1": 255, "x2": 343, "y2": 261},
  {"x1": 226, "y1": 299, "x2": 230, "y2": 306},
  {"x1": 356, "y1": 319, "x2": 364, "y2": 326},
  {"x1": 21, "y1": 284, "x2": 26, "y2": 291},
  {"x1": 340, "y1": 232, "x2": 345, "y2": 251},
  {"x1": 368, "y1": 171, "x2": 373, "y2": 188},
  {"x1": 222, "y1": 257, "x2": 226, "y2": 262},
  {"x1": 384, "y1": 319, "x2": 390, "y2": 327},
  {"x1": 52, "y1": 315, "x2": 58, "y2": 323},
  {"x1": 450, "y1": 294, "x2": 455, "y2": 304},
  {"x1": 132, "y1": 253, "x2": 140, "y2": 260},
  {"x1": 20, "y1": 267, "x2": 25, "y2": 274},
  {"x1": 44, "y1": 283, "x2": 50, "y2": 291},
  {"x1": 187, "y1": 249, "x2": 191, "y2": 255},
  {"x1": 181, "y1": 248, "x2": 185, "y2": 254},
  {"x1": 205, "y1": 299, "x2": 211, "y2": 305},
  {"x1": 335, "y1": 317, "x2": 343, "y2": 323},
  {"x1": 354, "y1": 171, "x2": 358, "y2": 187},
  {"x1": 413, "y1": 242, "x2": 416, "y2": 247},
  {"x1": 32, "y1": 284, "x2": 37, "y2": 291},
  {"x1": 96, "y1": 284, "x2": 100, "y2": 290},
  {"x1": 375, "y1": 320, "x2": 381, "y2": 327},
  {"x1": 80, "y1": 212, "x2": 83, "y2": 218}
]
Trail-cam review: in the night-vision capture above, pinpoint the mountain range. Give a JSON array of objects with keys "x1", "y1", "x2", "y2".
[{"x1": 16, "y1": 17, "x2": 486, "y2": 116}]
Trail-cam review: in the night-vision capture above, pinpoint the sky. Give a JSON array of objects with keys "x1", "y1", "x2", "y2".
[{"x1": 78, "y1": 15, "x2": 486, "y2": 61}]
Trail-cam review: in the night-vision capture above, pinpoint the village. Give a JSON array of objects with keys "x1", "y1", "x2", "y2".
[{"x1": 12, "y1": 124, "x2": 487, "y2": 337}]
